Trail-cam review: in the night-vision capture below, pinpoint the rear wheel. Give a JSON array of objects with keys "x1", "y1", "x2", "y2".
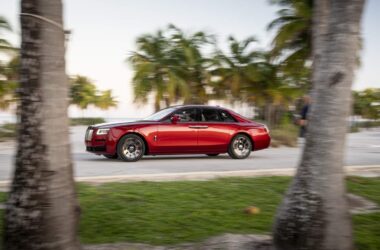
[
  {"x1": 117, "y1": 134, "x2": 145, "y2": 162},
  {"x1": 206, "y1": 154, "x2": 219, "y2": 157},
  {"x1": 228, "y1": 134, "x2": 252, "y2": 159}
]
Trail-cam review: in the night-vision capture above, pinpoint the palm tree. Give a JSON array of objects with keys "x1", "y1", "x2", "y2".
[
  {"x1": 70, "y1": 75, "x2": 118, "y2": 115},
  {"x1": 0, "y1": 16, "x2": 17, "y2": 110},
  {"x1": 0, "y1": 16, "x2": 13, "y2": 51},
  {"x1": 129, "y1": 26, "x2": 213, "y2": 110},
  {"x1": 211, "y1": 37, "x2": 300, "y2": 126},
  {"x1": 273, "y1": 0, "x2": 365, "y2": 249},
  {"x1": 70, "y1": 75, "x2": 97, "y2": 109},
  {"x1": 94, "y1": 90, "x2": 118, "y2": 110},
  {"x1": 268, "y1": 0, "x2": 312, "y2": 87},
  {"x1": 4, "y1": 0, "x2": 80, "y2": 249},
  {"x1": 210, "y1": 36, "x2": 261, "y2": 101},
  {"x1": 0, "y1": 56, "x2": 19, "y2": 110},
  {"x1": 129, "y1": 29, "x2": 189, "y2": 111},
  {"x1": 167, "y1": 24, "x2": 215, "y2": 104},
  {"x1": 245, "y1": 53, "x2": 301, "y2": 126}
]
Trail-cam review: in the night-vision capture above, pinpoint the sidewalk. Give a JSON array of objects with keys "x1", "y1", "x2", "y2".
[{"x1": 1, "y1": 165, "x2": 379, "y2": 192}]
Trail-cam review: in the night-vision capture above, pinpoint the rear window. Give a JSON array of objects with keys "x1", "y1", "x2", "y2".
[
  {"x1": 219, "y1": 110, "x2": 236, "y2": 122},
  {"x1": 201, "y1": 108, "x2": 221, "y2": 122},
  {"x1": 201, "y1": 108, "x2": 236, "y2": 122}
]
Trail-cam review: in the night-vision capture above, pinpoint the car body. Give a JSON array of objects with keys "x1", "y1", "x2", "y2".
[{"x1": 85, "y1": 105, "x2": 271, "y2": 161}]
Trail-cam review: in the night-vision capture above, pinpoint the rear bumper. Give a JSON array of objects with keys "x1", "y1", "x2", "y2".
[{"x1": 253, "y1": 133, "x2": 271, "y2": 151}]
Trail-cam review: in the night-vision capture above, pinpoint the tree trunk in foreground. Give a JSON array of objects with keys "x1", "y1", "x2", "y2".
[
  {"x1": 273, "y1": 0, "x2": 365, "y2": 250},
  {"x1": 4, "y1": 0, "x2": 80, "y2": 249}
]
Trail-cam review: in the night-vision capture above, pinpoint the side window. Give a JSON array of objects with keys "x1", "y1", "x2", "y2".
[
  {"x1": 219, "y1": 110, "x2": 236, "y2": 122},
  {"x1": 201, "y1": 108, "x2": 222, "y2": 122},
  {"x1": 173, "y1": 108, "x2": 199, "y2": 122}
]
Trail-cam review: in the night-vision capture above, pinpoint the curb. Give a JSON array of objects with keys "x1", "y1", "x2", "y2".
[{"x1": 0, "y1": 165, "x2": 379, "y2": 191}]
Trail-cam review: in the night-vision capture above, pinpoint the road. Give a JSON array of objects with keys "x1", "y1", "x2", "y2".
[{"x1": 0, "y1": 126, "x2": 379, "y2": 181}]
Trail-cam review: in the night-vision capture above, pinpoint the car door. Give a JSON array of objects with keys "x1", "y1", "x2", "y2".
[
  {"x1": 197, "y1": 108, "x2": 236, "y2": 152},
  {"x1": 156, "y1": 107, "x2": 200, "y2": 154}
]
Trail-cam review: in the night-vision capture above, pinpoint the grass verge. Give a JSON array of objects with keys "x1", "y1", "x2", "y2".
[{"x1": 0, "y1": 177, "x2": 379, "y2": 249}]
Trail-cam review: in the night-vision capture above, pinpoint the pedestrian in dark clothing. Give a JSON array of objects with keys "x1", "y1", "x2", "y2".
[{"x1": 299, "y1": 95, "x2": 311, "y2": 138}]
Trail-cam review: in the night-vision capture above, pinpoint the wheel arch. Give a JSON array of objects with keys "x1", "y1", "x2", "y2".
[
  {"x1": 117, "y1": 131, "x2": 150, "y2": 155},
  {"x1": 231, "y1": 132, "x2": 255, "y2": 151}
]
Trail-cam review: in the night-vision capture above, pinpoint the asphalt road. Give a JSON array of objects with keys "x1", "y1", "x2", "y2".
[{"x1": 0, "y1": 126, "x2": 379, "y2": 181}]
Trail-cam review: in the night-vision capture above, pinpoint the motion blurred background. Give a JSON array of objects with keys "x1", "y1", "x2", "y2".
[{"x1": 0, "y1": 0, "x2": 379, "y2": 124}]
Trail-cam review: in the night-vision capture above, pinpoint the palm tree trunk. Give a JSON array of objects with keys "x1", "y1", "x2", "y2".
[
  {"x1": 273, "y1": 1, "x2": 365, "y2": 250},
  {"x1": 164, "y1": 96, "x2": 170, "y2": 108},
  {"x1": 4, "y1": 1, "x2": 80, "y2": 249},
  {"x1": 154, "y1": 94, "x2": 160, "y2": 112},
  {"x1": 264, "y1": 103, "x2": 273, "y2": 128}
]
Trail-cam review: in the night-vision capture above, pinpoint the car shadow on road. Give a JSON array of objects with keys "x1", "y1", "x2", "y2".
[
  {"x1": 141, "y1": 155, "x2": 233, "y2": 161},
  {"x1": 78, "y1": 154, "x2": 258, "y2": 162}
]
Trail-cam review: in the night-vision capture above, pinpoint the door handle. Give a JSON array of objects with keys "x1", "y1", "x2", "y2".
[
  {"x1": 188, "y1": 125, "x2": 208, "y2": 129},
  {"x1": 188, "y1": 126, "x2": 199, "y2": 129},
  {"x1": 197, "y1": 125, "x2": 208, "y2": 129}
]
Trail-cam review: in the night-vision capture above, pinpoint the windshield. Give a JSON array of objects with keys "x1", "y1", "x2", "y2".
[{"x1": 142, "y1": 107, "x2": 177, "y2": 121}]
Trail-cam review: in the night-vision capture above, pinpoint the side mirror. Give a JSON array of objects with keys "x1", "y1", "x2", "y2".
[{"x1": 171, "y1": 114, "x2": 181, "y2": 124}]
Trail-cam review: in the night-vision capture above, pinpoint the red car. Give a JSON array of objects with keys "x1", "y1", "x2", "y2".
[{"x1": 85, "y1": 105, "x2": 270, "y2": 161}]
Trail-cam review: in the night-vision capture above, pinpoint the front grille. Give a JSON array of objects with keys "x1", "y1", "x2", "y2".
[{"x1": 85, "y1": 128, "x2": 94, "y2": 141}]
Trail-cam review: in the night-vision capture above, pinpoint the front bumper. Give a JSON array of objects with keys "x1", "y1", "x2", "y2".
[
  {"x1": 85, "y1": 127, "x2": 108, "y2": 154},
  {"x1": 86, "y1": 146, "x2": 107, "y2": 152}
]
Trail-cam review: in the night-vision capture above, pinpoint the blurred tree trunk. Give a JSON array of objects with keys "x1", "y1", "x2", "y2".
[
  {"x1": 264, "y1": 103, "x2": 274, "y2": 128},
  {"x1": 273, "y1": 0, "x2": 365, "y2": 250},
  {"x1": 164, "y1": 96, "x2": 170, "y2": 108},
  {"x1": 154, "y1": 95, "x2": 160, "y2": 112},
  {"x1": 4, "y1": 0, "x2": 80, "y2": 249}
]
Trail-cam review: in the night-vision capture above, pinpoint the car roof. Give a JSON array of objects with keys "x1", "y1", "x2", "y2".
[{"x1": 169, "y1": 104, "x2": 227, "y2": 110}]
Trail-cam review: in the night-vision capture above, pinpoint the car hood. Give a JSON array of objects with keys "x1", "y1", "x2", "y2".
[{"x1": 90, "y1": 120, "x2": 159, "y2": 129}]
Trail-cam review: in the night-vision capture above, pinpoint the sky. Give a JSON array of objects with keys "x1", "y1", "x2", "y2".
[{"x1": 0, "y1": 0, "x2": 379, "y2": 119}]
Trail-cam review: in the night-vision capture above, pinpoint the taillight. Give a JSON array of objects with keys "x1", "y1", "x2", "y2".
[{"x1": 264, "y1": 125, "x2": 270, "y2": 133}]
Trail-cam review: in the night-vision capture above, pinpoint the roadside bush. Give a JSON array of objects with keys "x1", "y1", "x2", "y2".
[
  {"x1": 270, "y1": 123, "x2": 298, "y2": 147},
  {"x1": 70, "y1": 117, "x2": 106, "y2": 126},
  {"x1": 0, "y1": 123, "x2": 17, "y2": 141},
  {"x1": 352, "y1": 120, "x2": 380, "y2": 129}
]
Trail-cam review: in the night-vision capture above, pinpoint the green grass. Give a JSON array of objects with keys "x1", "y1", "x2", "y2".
[
  {"x1": 0, "y1": 177, "x2": 379, "y2": 249},
  {"x1": 347, "y1": 177, "x2": 380, "y2": 250},
  {"x1": 77, "y1": 177, "x2": 288, "y2": 245},
  {"x1": 0, "y1": 192, "x2": 5, "y2": 239}
]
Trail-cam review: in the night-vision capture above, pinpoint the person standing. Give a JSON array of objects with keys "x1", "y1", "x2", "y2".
[{"x1": 299, "y1": 95, "x2": 311, "y2": 138}]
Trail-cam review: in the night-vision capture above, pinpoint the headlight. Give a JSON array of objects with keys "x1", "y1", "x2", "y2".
[
  {"x1": 96, "y1": 128, "x2": 110, "y2": 135},
  {"x1": 85, "y1": 129, "x2": 94, "y2": 141}
]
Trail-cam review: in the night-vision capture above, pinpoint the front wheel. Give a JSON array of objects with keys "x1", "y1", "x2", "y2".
[
  {"x1": 117, "y1": 134, "x2": 145, "y2": 162},
  {"x1": 228, "y1": 134, "x2": 252, "y2": 159}
]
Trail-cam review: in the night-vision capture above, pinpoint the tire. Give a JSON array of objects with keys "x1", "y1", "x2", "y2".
[
  {"x1": 206, "y1": 154, "x2": 219, "y2": 157},
  {"x1": 117, "y1": 134, "x2": 145, "y2": 162},
  {"x1": 228, "y1": 134, "x2": 252, "y2": 159},
  {"x1": 103, "y1": 154, "x2": 118, "y2": 159}
]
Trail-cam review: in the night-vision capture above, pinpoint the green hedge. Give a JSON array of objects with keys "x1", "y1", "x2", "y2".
[{"x1": 70, "y1": 118, "x2": 106, "y2": 126}]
